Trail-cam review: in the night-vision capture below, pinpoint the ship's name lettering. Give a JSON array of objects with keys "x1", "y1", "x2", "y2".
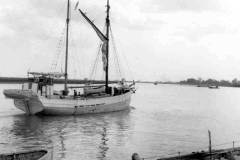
[{"x1": 75, "y1": 103, "x2": 105, "y2": 108}]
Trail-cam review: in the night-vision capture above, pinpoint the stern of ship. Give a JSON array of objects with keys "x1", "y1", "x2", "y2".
[{"x1": 3, "y1": 89, "x2": 44, "y2": 115}]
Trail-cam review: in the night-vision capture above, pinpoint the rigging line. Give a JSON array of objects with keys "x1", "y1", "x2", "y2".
[
  {"x1": 94, "y1": 50, "x2": 102, "y2": 81},
  {"x1": 69, "y1": 21, "x2": 87, "y2": 79},
  {"x1": 110, "y1": 42, "x2": 124, "y2": 79},
  {"x1": 48, "y1": 5, "x2": 66, "y2": 72},
  {"x1": 110, "y1": 24, "x2": 134, "y2": 81},
  {"x1": 110, "y1": 37, "x2": 122, "y2": 79},
  {"x1": 89, "y1": 43, "x2": 102, "y2": 80},
  {"x1": 101, "y1": 70, "x2": 105, "y2": 81},
  {"x1": 109, "y1": 25, "x2": 122, "y2": 79},
  {"x1": 52, "y1": 27, "x2": 66, "y2": 71},
  {"x1": 111, "y1": 43, "x2": 121, "y2": 80},
  {"x1": 55, "y1": 31, "x2": 65, "y2": 70},
  {"x1": 108, "y1": 38, "x2": 119, "y2": 79},
  {"x1": 69, "y1": 25, "x2": 80, "y2": 79},
  {"x1": 89, "y1": 25, "x2": 107, "y2": 81},
  {"x1": 90, "y1": 43, "x2": 101, "y2": 79},
  {"x1": 89, "y1": 43, "x2": 101, "y2": 80},
  {"x1": 50, "y1": 24, "x2": 66, "y2": 72},
  {"x1": 60, "y1": 47, "x2": 65, "y2": 73},
  {"x1": 49, "y1": 1, "x2": 69, "y2": 72},
  {"x1": 111, "y1": 27, "x2": 122, "y2": 77},
  {"x1": 93, "y1": 47, "x2": 102, "y2": 80}
]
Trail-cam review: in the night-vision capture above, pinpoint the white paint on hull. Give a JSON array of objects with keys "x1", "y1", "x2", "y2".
[
  {"x1": 4, "y1": 89, "x2": 132, "y2": 115},
  {"x1": 14, "y1": 98, "x2": 44, "y2": 115},
  {"x1": 40, "y1": 92, "x2": 132, "y2": 115},
  {"x1": 42, "y1": 99, "x2": 130, "y2": 115}
]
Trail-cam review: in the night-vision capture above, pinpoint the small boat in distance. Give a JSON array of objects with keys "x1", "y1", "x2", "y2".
[
  {"x1": 154, "y1": 81, "x2": 158, "y2": 85},
  {"x1": 197, "y1": 84, "x2": 208, "y2": 87},
  {"x1": 197, "y1": 84, "x2": 219, "y2": 89},
  {"x1": 208, "y1": 85, "x2": 219, "y2": 89},
  {"x1": 0, "y1": 149, "x2": 52, "y2": 160},
  {"x1": 3, "y1": 0, "x2": 135, "y2": 115}
]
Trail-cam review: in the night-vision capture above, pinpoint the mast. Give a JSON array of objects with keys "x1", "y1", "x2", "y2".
[
  {"x1": 64, "y1": 0, "x2": 70, "y2": 94},
  {"x1": 105, "y1": 0, "x2": 110, "y2": 93}
]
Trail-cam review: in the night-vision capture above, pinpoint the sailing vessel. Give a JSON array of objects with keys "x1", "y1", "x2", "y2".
[
  {"x1": 3, "y1": 0, "x2": 135, "y2": 115},
  {"x1": 208, "y1": 85, "x2": 219, "y2": 89}
]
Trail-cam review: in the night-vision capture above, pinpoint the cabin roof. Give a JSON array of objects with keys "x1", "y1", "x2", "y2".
[{"x1": 28, "y1": 72, "x2": 64, "y2": 78}]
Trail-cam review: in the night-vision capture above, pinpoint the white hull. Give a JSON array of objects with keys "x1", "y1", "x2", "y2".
[{"x1": 4, "y1": 89, "x2": 132, "y2": 115}]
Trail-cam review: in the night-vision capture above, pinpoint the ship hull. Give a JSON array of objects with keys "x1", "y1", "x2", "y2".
[
  {"x1": 40, "y1": 92, "x2": 132, "y2": 115},
  {"x1": 3, "y1": 89, "x2": 132, "y2": 115},
  {"x1": 41, "y1": 98, "x2": 130, "y2": 115}
]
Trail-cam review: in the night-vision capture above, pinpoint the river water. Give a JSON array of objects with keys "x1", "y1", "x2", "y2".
[{"x1": 0, "y1": 83, "x2": 240, "y2": 160}]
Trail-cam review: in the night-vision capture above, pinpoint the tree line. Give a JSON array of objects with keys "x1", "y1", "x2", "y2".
[{"x1": 179, "y1": 78, "x2": 240, "y2": 87}]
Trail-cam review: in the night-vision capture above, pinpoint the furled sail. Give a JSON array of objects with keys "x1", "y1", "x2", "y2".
[
  {"x1": 101, "y1": 42, "x2": 107, "y2": 71},
  {"x1": 78, "y1": 9, "x2": 107, "y2": 42},
  {"x1": 78, "y1": 9, "x2": 108, "y2": 71}
]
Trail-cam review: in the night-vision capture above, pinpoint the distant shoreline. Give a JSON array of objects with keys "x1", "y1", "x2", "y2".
[
  {"x1": 151, "y1": 78, "x2": 240, "y2": 88},
  {"x1": 0, "y1": 77, "x2": 117, "y2": 84},
  {"x1": 0, "y1": 77, "x2": 28, "y2": 84},
  {"x1": 1, "y1": 77, "x2": 240, "y2": 88}
]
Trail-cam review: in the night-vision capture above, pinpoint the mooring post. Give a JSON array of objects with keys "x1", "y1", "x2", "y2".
[
  {"x1": 233, "y1": 141, "x2": 235, "y2": 151},
  {"x1": 208, "y1": 130, "x2": 212, "y2": 160},
  {"x1": 132, "y1": 153, "x2": 141, "y2": 160}
]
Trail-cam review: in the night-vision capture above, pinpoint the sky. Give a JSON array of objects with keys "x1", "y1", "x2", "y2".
[{"x1": 1, "y1": 0, "x2": 240, "y2": 81}]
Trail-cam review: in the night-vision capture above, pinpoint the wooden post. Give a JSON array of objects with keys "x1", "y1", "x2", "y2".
[
  {"x1": 178, "y1": 152, "x2": 181, "y2": 159},
  {"x1": 131, "y1": 153, "x2": 141, "y2": 160},
  {"x1": 233, "y1": 141, "x2": 235, "y2": 151},
  {"x1": 208, "y1": 130, "x2": 212, "y2": 160}
]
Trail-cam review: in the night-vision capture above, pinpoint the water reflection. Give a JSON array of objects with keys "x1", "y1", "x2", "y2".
[
  {"x1": 56, "y1": 123, "x2": 67, "y2": 159},
  {"x1": 8, "y1": 115, "x2": 50, "y2": 151},
  {"x1": 8, "y1": 110, "x2": 133, "y2": 160},
  {"x1": 97, "y1": 127, "x2": 109, "y2": 160},
  {"x1": 10, "y1": 115, "x2": 42, "y2": 137}
]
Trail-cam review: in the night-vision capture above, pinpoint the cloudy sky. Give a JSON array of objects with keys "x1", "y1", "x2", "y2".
[{"x1": 1, "y1": 0, "x2": 240, "y2": 81}]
